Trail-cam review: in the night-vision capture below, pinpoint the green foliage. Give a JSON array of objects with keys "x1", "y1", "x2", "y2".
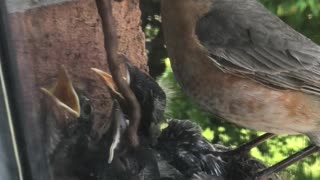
[
  {"x1": 260, "y1": 0, "x2": 320, "y2": 43},
  {"x1": 142, "y1": 0, "x2": 320, "y2": 179}
]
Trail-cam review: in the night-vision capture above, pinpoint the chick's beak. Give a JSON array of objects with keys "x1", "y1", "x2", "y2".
[
  {"x1": 91, "y1": 68, "x2": 125, "y2": 99},
  {"x1": 41, "y1": 66, "x2": 81, "y2": 119}
]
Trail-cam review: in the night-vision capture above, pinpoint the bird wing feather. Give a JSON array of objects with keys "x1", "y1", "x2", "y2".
[{"x1": 196, "y1": 0, "x2": 320, "y2": 95}]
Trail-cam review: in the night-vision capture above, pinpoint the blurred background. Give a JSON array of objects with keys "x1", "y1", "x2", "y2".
[{"x1": 140, "y1": 0, "x2": 320, "y2": 179}]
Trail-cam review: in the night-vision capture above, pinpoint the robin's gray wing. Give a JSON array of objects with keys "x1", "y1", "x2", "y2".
[{"x1": 196, "y1": 0, "x2": 320, "y2": 95}]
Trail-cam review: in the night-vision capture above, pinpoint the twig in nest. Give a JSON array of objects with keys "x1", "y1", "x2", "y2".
[{"x1": 95, "y1": 0, "x2": 141, "y2": 147}]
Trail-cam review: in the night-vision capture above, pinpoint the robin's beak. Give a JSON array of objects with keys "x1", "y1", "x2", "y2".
[
  {"x1": 41, "y1": 66, "x2": 81, "y2": 120},
  {"x1": 91, "y1": 68, "x2": 127, "y2": 99}
]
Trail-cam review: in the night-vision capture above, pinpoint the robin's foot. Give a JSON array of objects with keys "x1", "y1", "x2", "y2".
[{"x1": 254, "y1": 145, "x2": 320, "y2": 179}]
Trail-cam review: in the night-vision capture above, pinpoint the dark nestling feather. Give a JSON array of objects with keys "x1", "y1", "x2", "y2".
[
  {"x1": 156, "y1": 120, "x2": 227, "y2": 178},
  {"x1": 190, "y1": 173, "x2": 224, "y2": 180}
]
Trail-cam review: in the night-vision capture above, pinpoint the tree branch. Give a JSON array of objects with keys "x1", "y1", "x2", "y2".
[{"x1": 95, "y1": 0, "x2": 141, "y2": 147}]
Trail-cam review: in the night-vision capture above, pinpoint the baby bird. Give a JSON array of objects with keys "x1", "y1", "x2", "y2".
[{"x1": 40, "y1": 66, "x2": 95, "y2": 180}]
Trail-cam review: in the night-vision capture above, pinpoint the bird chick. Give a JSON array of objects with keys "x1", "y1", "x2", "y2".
[
  {"x1": 156, "y1": 119, "x2": 227, "y2": 178},
  {"x1": 40, "y1": 66, "x2": 95, "y2": 180},
  {"x1": 161, "y1": 0, "x2": 320, "y2": 175},
  {"x1": 92, "y1": 61, "x2": 166, "y2": 143},
  {"x1": 157, "y1": 119, "x2": 281, "y2": 180},
  {"x1": 95, "y1": 100, "x2": 160, "y2": 180},
  {"x1": 92, "y1": 62, "x2": 165, "y2": 180}
]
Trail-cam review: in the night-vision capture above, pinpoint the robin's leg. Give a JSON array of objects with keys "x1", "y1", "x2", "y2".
[
  {"x1": 213, "y1": 133, "x2": 275, "y2": 156},
  {"x1": 253, "y1": 145, "x2": 320, "y2": 179}
]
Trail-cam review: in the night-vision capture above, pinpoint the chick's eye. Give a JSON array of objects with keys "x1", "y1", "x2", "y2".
[{"x1": 81, "y1": 101, "x2": 93, "y2": 118}]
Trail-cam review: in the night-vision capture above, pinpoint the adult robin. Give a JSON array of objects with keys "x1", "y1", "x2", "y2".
[{"x1": 161, "y1": 0, "x2": 320, "y2": 177}]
